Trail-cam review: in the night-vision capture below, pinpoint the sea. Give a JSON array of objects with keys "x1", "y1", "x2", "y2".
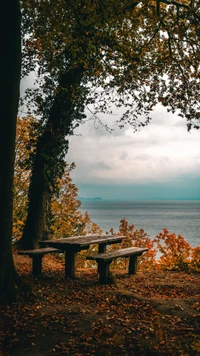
[{"x1": 80, "y1": 200, "x2": 200, "y2": 247}]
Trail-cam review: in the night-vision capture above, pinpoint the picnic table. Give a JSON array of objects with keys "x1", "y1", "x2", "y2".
[{"x1": 40, "y1": 234, "x2": 125, "y2": 279}]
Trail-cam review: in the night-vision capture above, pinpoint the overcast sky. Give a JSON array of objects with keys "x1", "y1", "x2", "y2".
[
  {"x1": 67, "y1": 105, "x2": 200, "y2": 200},
  {"x1": 20, "y1": 76, "x2": 200, "y2": 201}
]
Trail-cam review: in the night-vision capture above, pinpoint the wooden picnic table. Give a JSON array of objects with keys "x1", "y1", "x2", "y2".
[{"x1": 40, "y1": 234, "x2": 125, "y2": 279}]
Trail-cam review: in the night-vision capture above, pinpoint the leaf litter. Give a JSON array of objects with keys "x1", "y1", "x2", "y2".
[{"x1": 0, "y1": 253, "x2": 199, "y2": 355}]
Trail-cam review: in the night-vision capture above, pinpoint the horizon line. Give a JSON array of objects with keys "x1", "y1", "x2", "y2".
[{"x1": 79, "y1": 197, "x2": 200, "y2": 201}]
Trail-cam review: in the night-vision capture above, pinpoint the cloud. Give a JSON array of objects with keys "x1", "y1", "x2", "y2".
[{"x1": 67, "y1": 105, "x2": 200, "y2": 191}]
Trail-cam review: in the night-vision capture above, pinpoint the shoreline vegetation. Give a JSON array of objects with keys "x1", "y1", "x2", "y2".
[{"x1": 80, "y1": 220, "x2": 200, "y2": 273}]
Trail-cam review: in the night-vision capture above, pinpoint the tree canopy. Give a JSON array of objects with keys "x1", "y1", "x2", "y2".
[{"x1": 22, "y1": 0, "x2": 200, "y2": 130}]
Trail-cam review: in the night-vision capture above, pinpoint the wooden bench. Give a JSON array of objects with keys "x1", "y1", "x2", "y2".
[
  {"x1": 18, "y1": 247, "x2": 63, "y2": 276},
  {"x1": 86, "y1": 247, "x2": 148, "y2": 284}
]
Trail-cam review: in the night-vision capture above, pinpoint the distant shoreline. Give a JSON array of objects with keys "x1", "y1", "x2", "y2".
[
  {"x1": 79, "y1": 197, "x2": 200, "y2": 202},
  {"x1": 79, "y1": 197, "x2": 103, "y2": 201}
]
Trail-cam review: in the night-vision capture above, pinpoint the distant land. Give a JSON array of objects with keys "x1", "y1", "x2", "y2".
[
  {"x1": 79, "y1": 197, "x2": 103, "y2": 201},
  {"x1": 79, "y1": 197, "x2": 200, "y2": 201}
]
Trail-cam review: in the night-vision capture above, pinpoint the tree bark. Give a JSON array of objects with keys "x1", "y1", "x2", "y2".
[
  {"x1": 19, "y1": 67, "x2": 85, "y2": 249},
  {"x1": 19, "y1": 139, "x2": 53, "y2": 249},
  {"x1": 0, "y1": 0, "x2": 21, "y2": 300}
]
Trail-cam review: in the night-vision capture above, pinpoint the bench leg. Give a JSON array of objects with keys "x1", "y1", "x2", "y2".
[
  {"x1": 65, "y1": 249, "x2": 77, "y2": 279},
  {"x1": 32, "y1": 255, "x2": 43, "y2": 276},
  {"x1": 98, "y1": 261, "x2": 112, "y2": 284},
  {"x1": 128, "y1": 255, "x2": 138, "y2": 275},
  {"x1": 97, "y1": 244, "x2": 106, "y2": 273}
]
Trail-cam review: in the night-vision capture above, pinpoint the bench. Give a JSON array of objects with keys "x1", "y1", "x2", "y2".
[
  {"x1": 86, "y1": 247, "x2": 148, "y2": 284},
  {"x1": 18, "y1": 247, "x2": 63, "y2": 276}
]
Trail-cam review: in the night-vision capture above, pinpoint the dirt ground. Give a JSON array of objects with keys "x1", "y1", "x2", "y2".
[{"x1": 0, "y1": 253, "x2": 200, "y2": 355}]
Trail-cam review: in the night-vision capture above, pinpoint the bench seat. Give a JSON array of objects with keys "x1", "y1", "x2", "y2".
[
  {"x1": 18, "y1": 247, "x2": 63, "y2": 276},
  {"x1": 86, "y1": 247, "x2": 148, "y2": 284}
]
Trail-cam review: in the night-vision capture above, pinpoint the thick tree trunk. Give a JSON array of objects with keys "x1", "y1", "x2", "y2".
[
  {"x1": 19, "y1": 136, "x2": 53, "y2": 249},
  {"x1": 0, "y1": 0, "x2": 21, "y2": 300},
  {"x1": 20, "y1": 67, "x2": 85, "y2": 249}
]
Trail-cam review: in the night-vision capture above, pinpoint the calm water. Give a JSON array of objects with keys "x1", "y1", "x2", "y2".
[{"x1": 80, "y1": 200, "x2": 200, "y2": 247}]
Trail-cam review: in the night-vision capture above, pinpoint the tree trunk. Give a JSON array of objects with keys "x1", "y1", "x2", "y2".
[
  {"x1": 19, "y1": 136, "x2": 53, "y2": 249},
  {"x1": 19, "y1": 67, "x2": 85, "y2": 249},
  {"x1": 0, "y1": 0, "x2": 21, "y2": 300}
]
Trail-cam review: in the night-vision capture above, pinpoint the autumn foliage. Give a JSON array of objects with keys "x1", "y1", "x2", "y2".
[
  {"x1": 105, "y1": 219, "x2": 200, "y2": 273},
  {"x1": 51, "y1": 163, "x2": 102, "y2": 238},
  {"x1": 13, "y1": 117, "x2": 35, "y2": 241}
]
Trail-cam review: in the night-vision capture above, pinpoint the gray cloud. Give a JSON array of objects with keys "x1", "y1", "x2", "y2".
[{"x1": 68, "y1": 105, "x2": 200, "y2": 190}]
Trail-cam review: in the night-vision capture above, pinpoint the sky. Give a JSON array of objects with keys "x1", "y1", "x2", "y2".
[
  {"x1": 66, "y1": 105, "x2": 200, "y2": 200},
  {"x1": 20, "y1": 76, "x2": 200, "y2": 201}
]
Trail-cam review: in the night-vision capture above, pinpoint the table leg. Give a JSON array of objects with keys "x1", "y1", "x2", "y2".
[
  {"x1": 32, "y1": 255, "x2": 43, "y2": 276},
  {"x1": 128, "y1": 255, "x2": 138, "y2": 275},
  {"x1": 65, "y1": 249, "x2": 77, "y2": 279},
  {"x1": 98, "y1": 243, "x2": 106, "y2": 253},
  {"x1": 98, "y1": 260, "x2": 112, "y2": 284}
]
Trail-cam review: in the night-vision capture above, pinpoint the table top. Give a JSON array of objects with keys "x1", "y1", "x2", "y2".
[{"x1": 41, "y1": 234, "x2": 125, "y2": 249}]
